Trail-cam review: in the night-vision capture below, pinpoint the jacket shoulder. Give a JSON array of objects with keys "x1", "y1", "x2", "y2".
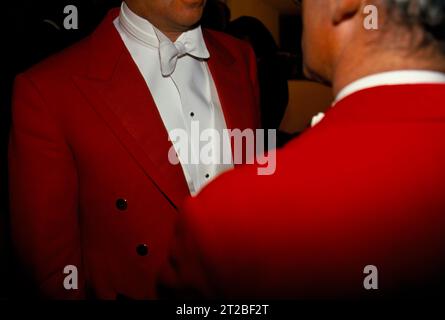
[
  {"x1": 204, "y1": 29, "x2": 253, "y2": 54},
  {"x1": 204, "y1": 29, "x2": 245, "y2": 45},
  {"x1": 22, "y1": 36, "x2": 91, "y2": 84}
]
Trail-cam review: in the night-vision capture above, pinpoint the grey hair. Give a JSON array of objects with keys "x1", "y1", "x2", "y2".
[{"x1": 386, "y1": 0, "x2": 445, "y2": 43}]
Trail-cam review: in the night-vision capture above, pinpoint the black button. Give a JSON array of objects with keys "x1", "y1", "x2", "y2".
[
  {"x1": 205, "y1": 174, "x2": 210, "y2": 179},
  {"x1": 136, "y1": 244, "x2": 149, "y2": 256},
  {"x1": 116, "y1": 198, "x2": 128, "y2": 211},
  {"x1": 190, "y1": 112, "x2": 195, "y2": 117}
]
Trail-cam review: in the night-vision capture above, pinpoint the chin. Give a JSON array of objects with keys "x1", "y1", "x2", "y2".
[
  {"x1": 171, "y1": 0, "x2": 206, "y2": 28},
  {"x1": 181, "y1": 0, "x2": 206, "y2": 7},
  {"x1": 179, "y1": 11, "x2": 204, "y2": 28}
]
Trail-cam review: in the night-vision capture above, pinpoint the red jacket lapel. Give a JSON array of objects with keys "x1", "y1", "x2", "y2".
[
  {"x1": 204, "y1": 30, "x2": 260, "y2": 132},
  {"x1": 73, "y1": 9, "x2": 190, "y2": 208}
]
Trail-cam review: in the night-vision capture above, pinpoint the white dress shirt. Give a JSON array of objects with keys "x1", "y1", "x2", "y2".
[
  {"x1": 114, "y1": 3, "x2": 233, "y2": 195},
  {"x1": 311, "y1": 70, "x2": 445, "y2": 127}
]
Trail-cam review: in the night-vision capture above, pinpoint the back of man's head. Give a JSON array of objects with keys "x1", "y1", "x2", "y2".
[
  {"x1": 385, "y1": 0, "x2": 445, "y2": 52},
  {"x1": 301, "y1": 0, "x2": 445, "y2": 93}
]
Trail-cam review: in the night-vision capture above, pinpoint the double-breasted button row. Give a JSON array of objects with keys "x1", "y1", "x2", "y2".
[{"x1": 116, "y1": 198, "x2": 149, "y2": 257}]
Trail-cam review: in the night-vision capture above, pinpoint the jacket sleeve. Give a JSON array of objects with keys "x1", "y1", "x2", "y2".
[{"x1": 9, "y1": 74, "x2": 85, "y2": 299}]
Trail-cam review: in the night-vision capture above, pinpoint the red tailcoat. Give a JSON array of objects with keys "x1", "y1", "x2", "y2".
[{"x1": 9, "y1": 9, "x2": 259, "y2": 299}]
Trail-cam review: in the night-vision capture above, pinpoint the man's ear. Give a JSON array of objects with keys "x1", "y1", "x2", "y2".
[{"x1": 332, "y1": 0, "x2": 362, "y2": 25}]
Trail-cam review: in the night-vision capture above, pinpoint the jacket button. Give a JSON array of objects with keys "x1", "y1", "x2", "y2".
[
  {"x1": 116, "y1": 198, "x2": 128, "y2": 211},
  {"x1": 136, "y1": 244, "x2": 149, "y2": 257}
]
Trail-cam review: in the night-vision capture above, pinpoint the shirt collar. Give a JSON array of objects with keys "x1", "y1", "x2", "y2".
[
  {"x1": 119, "y1": 2, "x2": 158, "y2": 48},
  {"x1": 335, "y1": 70, "x2": 445, "y2": 104},
  {"x1": 118, "y1": 2, "x2": 210, "y2": 59}
]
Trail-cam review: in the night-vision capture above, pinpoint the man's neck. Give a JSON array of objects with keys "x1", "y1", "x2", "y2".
[
  {"x1": 332, "y1": 48, "x2": 445, "y2": 97},
  {"x1": 161, "y1": 31, "x2": 183, "y2": 43}
]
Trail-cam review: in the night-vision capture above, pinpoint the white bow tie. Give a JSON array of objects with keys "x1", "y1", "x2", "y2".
[
  {"x1": 159, "y1": 40, "x2": 193, "y2": 76},
  {"x1": 159, "y1": 36, "x2": 210, "y2": 77},
  {"x1": 119, "y1": 2, "x2": 210, "y2": 77}
]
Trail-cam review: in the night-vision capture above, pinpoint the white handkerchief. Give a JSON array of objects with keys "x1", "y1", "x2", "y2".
[{"x1": 311, "y1": 112, "x2": 326, "y2": 127}]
